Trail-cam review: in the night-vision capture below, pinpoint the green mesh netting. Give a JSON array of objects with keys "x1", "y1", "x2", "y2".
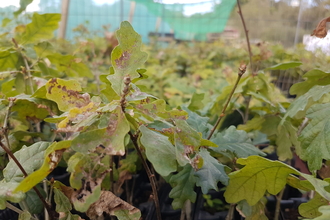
[
  {"x1": 133, "y1": 0, "x2": 236, "y2": 41},
  {"x1": 36, "y1": 0, "x2": 236, "y2": 42}
]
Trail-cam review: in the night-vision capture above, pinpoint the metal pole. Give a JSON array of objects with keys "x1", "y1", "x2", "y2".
[
  {"x1": 120, "y1": 0, "x2": 124, "y2": 22},
  {"x1": 58, "y1": 0, "x2": 70, "y2": 39},
  {"x1": 128, "y1": 1, "x2": 136, "y2": 23},
  {"x1": 294, "y1": 0, "x2": 304, "y2": 47}
]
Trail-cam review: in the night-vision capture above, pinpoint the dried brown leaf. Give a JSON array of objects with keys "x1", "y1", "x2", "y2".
[
  {"x1": 311, "y1": 17, "x2": 330, "y2": 38},
  {"x1": 86, "y1": 191, "x2": 140, "y2": 219}
]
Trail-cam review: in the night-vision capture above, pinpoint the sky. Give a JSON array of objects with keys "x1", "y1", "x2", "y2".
[{"x1": 0, "y1": 0, "x2": 215, "y2": 15}]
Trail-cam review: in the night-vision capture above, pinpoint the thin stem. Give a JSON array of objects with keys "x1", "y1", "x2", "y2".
[
  {"x1": 0, "y1": 99, "x2": 57, "y2": 219},
  {"x1": 274, "y1": 188, "x2": 285, "y2": 220},
  {"x1": 225, "y1": 203, "x2": 236, "y2": 220},
  {"x1": 243, "y1": 96, "x2": 251, "y2": 124},
  {"x1": 236, "y1": 0, "x2": 253, "y2": 74},
  {"x1": 129, "y1": 131, "x2": 162, "y2": 220},
  {"x1": 12, "y1": 38, "x2": 34, "y2": 94},
  {"x1": 207, "y1": 65, "x2": 247, "y2": 140},
  {"x1": 6, "y1": 202, "x2": 38, "y2": 220}
]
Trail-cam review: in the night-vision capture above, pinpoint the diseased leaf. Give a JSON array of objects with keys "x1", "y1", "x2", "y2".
[
  {"x1": 3, "y1": 142, "x2": 51, "y2": 182},
  {"x1": 195, "y1": 148, "x2": 229, "y2": 194},
  {"x1": 45, "y1": 78, "x2": 90, "y2": 112},
  {"x1": 169, "y1": 165, "x2": 197, "y2": 209},
  {"x1": 107, "y1": 21, "x2": 148, "y2": 96},
  {"x1": 21, "y1": 13, "x2": 61, "y2": 44},
  {"x1": 311, "y1": 16, "x2": 330, "y2": 38},
  {"x1": 224, "y1": 156, "x2": 300, "y2": 206},
  {"x1": 299, "y1": 103, "x2": 330, "y2": 171},
  {"x1": 71, "y1": 106, "x2": 129, "y2": 155},
  {"x1": 211, "y1": 126, "x2": 265, "y2": 159},
  {"x1": 86, "y1": 191, "x2": 141, "y2": 220},
  {"x1": 173, "y1": 119, "x2": 216, "y2": 167},
  {"x1": 14, "y1": 141, "x2": 71, "y2": 193},
  {"x1": 265, "y1": 61, "x2": 302, "y2": 70},
  {"x1": 140, "y1": 125, "x2": 177, "y2": 176}
]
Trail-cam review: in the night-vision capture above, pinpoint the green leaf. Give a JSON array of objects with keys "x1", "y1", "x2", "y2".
[
  {"x1": 313, "y1": 206, "x2": 330, "y2": 220},
  {"x1": 25, "y1": 188, "x2": 45, "y2": 214},
  {"x1": 113, "y1": 209, "x2": 141, "y2": 220},
  {"x1": 45, "y1": 78, "x2": 90, "y2": 112},
  {"x1": 299, "y1": 103, "x2": 330, "y2": 171},
  {"x1": 107, "y1": 21, "x2": 148, "y2": 96},
  {"x1": 54, "y1": 188, "x2": 72, "y2": 212},
  {"x1": 133, "y1": 99, "x2": 188, "y2": 123},
  {"x1": 47, "y1": 53, "x2": 93, "y2": 78},
  {"x1": 1, "y1": 18, "x2": 11, "y2": 27},
  {"x1": 14, "y1": 141, "x2": 71, "y2": 193},
  {"x1": 21, "y1": 13, "x2": 61, "y2": 44},
  {"x1": 211, "y1": 126, "x2": 266, "y2": 159},
  {"x1": 183, "y1": 107, "x2": 212, "y2": 138},
  {"x1": 188, "y1": 92, "x2": 205, "y2": 111},
  {"x1": 194, "y1": 148, "x2": 229, "y2": 194},
  {"x1": 265, "y1": 61, "x2": 302, "y2": 70},
  {"x1": 18, "y1": 210, "x2": 32, "y2": 220},
  {"x1": 14, "y1": 0, "x2": 33, "y2": 16},
  {"x1": 0, "y1": 182, "x2": 25, "y2": 209},
  {"x1": 237, "y1": 198, "x2": 268, "y2": 220},
  {"x1": 126, "y1": 83, "x2": 157, "y2": 101},
  {"x1": 169, "y1": 165, "x2": 197, "y2": 209},
  {"x1": 3, "y1": 142, "x2": 51, "y2": 182},
  {"x1": 290, "y1": 69, "x2": 330, "y2": 97},
  {"x1": 224, "y1": 156, "x2": 300, "y2": 206},
  {"x1": 140, "y1": 125, "x2": 177, "y2": 176},
  {"x1": 283, "y1": 85, "x2": 330, "y2": 121},
  {"x1": 34, "y1": 41, "x2": 54, "y2": 58},
  {"x1": 0, "y1": 48, "x2": 18, "y2": 71},
  {"x1": 276, "y1": 120, "x2": 299, "y2": 161},
  {"x1": 299, "y1": 192, "x2": 328, "y2": 218}
]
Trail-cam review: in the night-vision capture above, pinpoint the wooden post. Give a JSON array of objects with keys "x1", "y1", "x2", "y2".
[
  {"x1": 58, "y1": 0, "x2": 70, "y2": 39},
  {"x1": 128, "y1": 1, "x2": 136, "y2": 23}
]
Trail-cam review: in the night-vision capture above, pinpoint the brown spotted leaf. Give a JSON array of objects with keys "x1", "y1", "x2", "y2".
[
  {"x1": 14, "y1": 141, "x2": 71, "y2": 193},
  {"x1": 46, "y1": 78, "x2": 90, "y2": 112},
  {"x1": 107, "y1": 21, "x2": 148, "y2": 96},
  {"x1": 311, "y1": 17, "x2": 330, "y2": 38},
  {"x1": 86, "y1": 191, "x2": 141, "y2": 220}
]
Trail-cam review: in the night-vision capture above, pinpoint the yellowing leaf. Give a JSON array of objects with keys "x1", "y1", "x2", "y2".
[
  {"x1": 21, "y1": 13, "x2": 61, "y2": 44},
  {"x1": 107, "y1": 21, "x2": 148, "y2": 96},
  {"x1": 45, "y1": 78, "x2": 90, "y2": 112},
  {"x1": 224, "y1": 156, "x2": 300, "y2": 206},
  {"x1": 14, "y1": 141, "x2": 71, "y2": 193}
]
